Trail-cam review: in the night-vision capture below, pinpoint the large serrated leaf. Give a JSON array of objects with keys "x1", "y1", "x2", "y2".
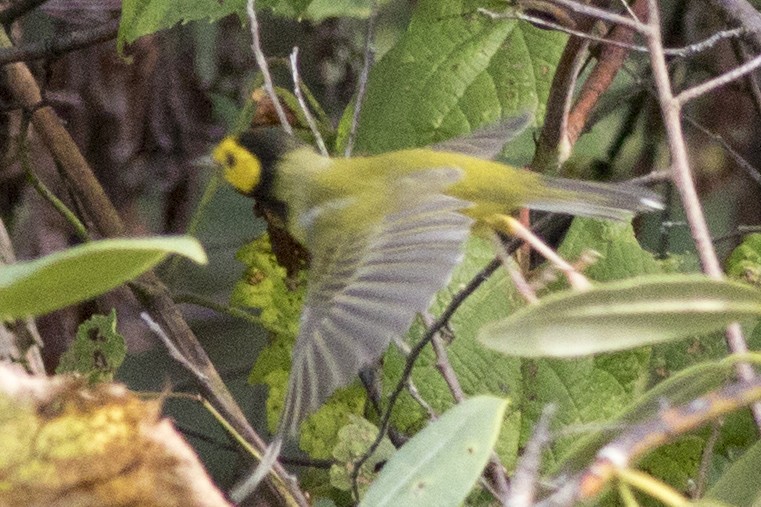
[
  {"x1": 0, "y1": 236, "x2": 207, "y2": 319},
  {"x1": 360, "y1": 396, "x2": 508, "y2": 507},
  {"x1": 479, "y1": 274, "x2": 761, "y2": 358},
  {"x1": 340, "y1": 0, "x2": 566, "y2": 154},
  {"x1": 552, "y1": 360, "x2": 733, "y2": 476}
]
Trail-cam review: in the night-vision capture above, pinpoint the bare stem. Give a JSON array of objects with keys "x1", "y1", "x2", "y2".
[
  {"x1": 246, "y1": 0, "x2": 292, "y2": 133},
  {"x1": 289, "y1": 47, "x2": 328, "y2": 155},
  {"x1": 344, "y1": 0, "x2": 378, "y2": 157},
  {"x1": 676, "y1": 50, "x2": 761, "y2": 105}
]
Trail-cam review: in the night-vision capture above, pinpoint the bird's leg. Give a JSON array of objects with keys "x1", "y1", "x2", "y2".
[{"x1": 487, "y1": 214, "x2": 592, "y2": 291}]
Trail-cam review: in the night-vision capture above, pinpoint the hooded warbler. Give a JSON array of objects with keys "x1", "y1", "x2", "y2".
[{"x1": 213, "y1": 120, "x2": 663, "y2": 439}]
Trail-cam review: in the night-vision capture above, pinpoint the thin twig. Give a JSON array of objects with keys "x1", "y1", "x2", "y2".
[
  {"x1": 431, "y1": 334, "x2": 465, "y2": 403},
  {"x1": 344, "y1": 0, "x2": 378, "y2": 157},
  {"x1": 706, "y1": 0, "x2": 761, "y2": 54},
  {"x1": 492, "y1": 233, "x2": 539, "y2": 304},
  {"x1": 683, "y1": 113, "x2": 761, "y2": 187},
  {"x1": 18, "y1": 115, "x2": 89, "y2": 241},
  {"x1": 567, "y1": 0, "x2": 647, "y2": 146},
  {"x1": 676, "y1": 50, "x2": 761, "y2": 105},
  {"x1": 692, "y1": 421, "x2": 721, "y2": 498},
  {"x1": 0, "y1": 24, "x2": 307, "y2": 506},
  {"x1": 289, "y1": 47, "x2": 328, "y2": 155},
  {"x1": 246, "y1": 0, "x2": 292, "y2": 133},
  {"x1": 480, "y1": 8, "x2": 742, "y2": 58},
  {"x1": 501, "y1": 216, "x2": 592, "y2": 290},
  {"x1": 173, "y1": 292, "x2": 264, "y2": 327},
  {"x1": 427, "y1": 318, "x2": 511, "y2": 503},
  {"x1": 141, "y1": 312, "x2": 208, "y2": 380},
  {"x1": 545, "y1": 0, "x2": 645, "y2": 33},
  {"x1": 349, "y1": 217, "x2": 565, "y2": 496},
  {"x1": 508, "y1": 404, "x2": 557, "y2": 507},
  {"x1": 643, "y1": 0, "x2": 761, "y2": 429},
  {"x1": 0, "y1": 19, "x2": 119, "y2": 66},
  {"x1": 731, "y1": 40, "x2": 761, "y2": 118}
]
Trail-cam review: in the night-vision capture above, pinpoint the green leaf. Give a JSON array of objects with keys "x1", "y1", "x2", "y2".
[
  {"x1": 360, "y1": 396, "x2": 508, "y2": 507},
  {"x1": 706, "y1": 439, "x2": 761, "y2": 506},
  {"x1": 340, "y1": 0, "x2": 566, "y2": 154},
  {"x1": 557, "y1": 219, "x2": 661, "y2": 281},
  {"x1": 478, "y1": 274, "x2": 761, "y2": 357},
  {"x1": 56, "y1": 310, "x2": 126, "y2": 384},
  {"x1": 551, "y1": 359, "x2": 733, "y2": 477},
  {"x1": 726, "y1": 232, "x2": 761, "y2": 285},
  {"x1": 329, "y1": 416, "x2": 395, "y2": 495},
  {"x1": 303, "y1": 0, "x2": 375, "y2": 21},
  {"x1": 0, "y1": 236, "x2": 207, "y2": 319},
  {"x1": 118, "y1": 0, "x2": 245, "y2": 56}
]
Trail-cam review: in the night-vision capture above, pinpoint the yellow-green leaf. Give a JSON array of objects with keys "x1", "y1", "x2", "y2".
[
  {"x1": 0, "y1": 236, "x2": 207, "y2": 319},
  {"x1": 479, "y1": 274, "x2": 761, "y2": 357},
  {"x1": 361, "y1": 396, "x2": 508, "y2": 507}
]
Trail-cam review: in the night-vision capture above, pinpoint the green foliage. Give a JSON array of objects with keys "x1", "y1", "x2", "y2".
[
  {"x1": 112, "y1": 0, "x2": 761, "y2": 502},
  {"x1": 337, "y1": 2, "x2": 566, "y2": 154},
  {"x1": 726, "y1": 232, "x2": 761, "y2": 285},
  {"x1": 360, "y1": 396, "x2": 508, "y2": 507},
  {"x1": 118, "y1": 0, "x2": 379, "y2": 58},
  {"x1": 381, "y1": 236, "x2": 523, "y2": 468},
  {"x1": 478, "y1": 274, "x2": 761, "y2": 357},
  {"x1": 118, "y1": 0, "x2": 246, "y2": 56},
  {"x1": 706, "y1": 439, "x2": 761, "y2": 506},
  {"x1": 231, "y1": 235, "x2": 367, "y2": 454},
  {"x1": 551, "y1": 360, "x2": 734, "y2": 477},
  {"x1": 56, "y1": 310, "x2": 126, "y2": 384},
  {"x1": 329, "y1": 416, "x2": 395, "y2": 495},
  {"x1": 0, "y1": 236, "x2": 206, "y2": 319}
]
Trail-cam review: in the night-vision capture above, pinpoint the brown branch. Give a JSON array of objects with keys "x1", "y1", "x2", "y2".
[
  {"x1": 0, "y1": 18, "x2": 118, "y2": 66},
  {"x1": 0, "y1": 0, "x2": 49, "y2": 25},
  {"x1": 567, "y1": 0, "x2": 648, "y2": 145},
  {"x1": 532, "y1": 23, "x2": 593, "y2": 171},
  {"x1": 555, "y1": 376, "x2": 761, "y2": 504},
  {"x1": 0, "y1": 27, "x2": 309, "y2": 507}
]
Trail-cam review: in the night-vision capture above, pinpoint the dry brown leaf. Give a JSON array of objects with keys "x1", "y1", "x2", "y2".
[{"x1": 0, "y1": 364, "x2": 231, "y2": 507}]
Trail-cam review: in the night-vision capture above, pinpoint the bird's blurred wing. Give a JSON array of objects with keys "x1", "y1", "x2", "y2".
[
  {"x1": 278, "y1": 168, "x2": 473, "y2": 437},
  {"x1": 432, "y1": 110, "x2": 534, "y2": 159}
]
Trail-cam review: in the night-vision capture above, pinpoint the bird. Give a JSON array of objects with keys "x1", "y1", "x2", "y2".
[{"x1": 212, "y1": 116, "x2": 663, "y2": 441}]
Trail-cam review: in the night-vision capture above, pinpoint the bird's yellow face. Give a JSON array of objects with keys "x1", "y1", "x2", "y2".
[{"x1": 213, "y1": 137, "x2": 262, "y2": 195}]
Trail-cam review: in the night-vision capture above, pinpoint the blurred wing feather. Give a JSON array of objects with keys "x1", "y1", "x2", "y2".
[
  {"x1": 432, "y1": 111, "x2": 534, "y2": 159},
  {"x1": 278, "y1": 168, "x2": 473, "y2": 436}
]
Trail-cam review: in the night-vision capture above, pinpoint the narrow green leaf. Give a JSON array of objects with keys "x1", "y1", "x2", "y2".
[
  {"x1": 478, "y1": 274, "x2": 761, "y2": 357},
  {"x1": 361, "y1": 396, "x2": 508, "y2": 507},
  {"x1": 0, "y1": 236, "x2": 207, "y2": 319}
]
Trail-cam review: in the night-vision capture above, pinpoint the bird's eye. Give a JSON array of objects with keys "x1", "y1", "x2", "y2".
[{"x1": 225, "y1": 152, "x2": 236, "y2": 167}]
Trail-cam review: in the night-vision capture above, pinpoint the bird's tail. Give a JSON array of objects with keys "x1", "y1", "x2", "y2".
[{"x1": 526, "y1": 176, "x2": 664, "y2": 221}]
